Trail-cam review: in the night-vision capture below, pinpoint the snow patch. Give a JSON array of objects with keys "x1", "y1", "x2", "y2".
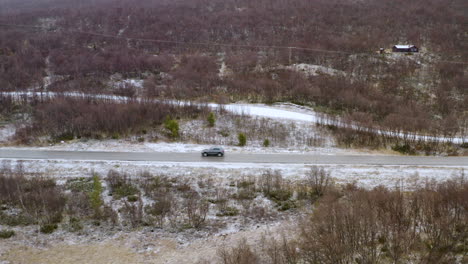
[{"x1": 279, "y1": 63, "x2": 344, "y2": 77}]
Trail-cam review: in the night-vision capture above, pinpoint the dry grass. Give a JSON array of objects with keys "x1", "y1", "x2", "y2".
[{"x1": 4, "y1": 242, "x2": 146, "y2": 264}]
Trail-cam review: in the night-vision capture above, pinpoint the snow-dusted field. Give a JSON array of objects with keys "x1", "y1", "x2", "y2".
[
  {"x1": 3, "y1": 91, "x2": 466, "y2": 144},
  {"x1": 0, "y1": 124, "x2": 15, "y2": 143},
  {"x1": 0, "y1": 140, "x2": 389, "y2": 156},
  {"x1": 1, "y1": 92, "x2": 466, "y2": 264},
  {"x1": 2, "y1": 158, "x2": 465, "y2": 190}
]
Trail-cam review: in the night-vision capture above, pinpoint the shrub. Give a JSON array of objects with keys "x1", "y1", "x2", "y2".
[
  {"x1": 217, "y1": 206, "x2": 239, "y2": 217},
  {"x1": 392, "y1": 143, "x2": 415, "y2": 155},
  {"x1": 263, "y1": 138, "x2": 270, "y2": 147},
  {"x1": 237, "y1": 179, "x2": 255, "y2": 189},
  {"x1": 207, "y1": 112, "x2": 216, "y2": 127},
  {"x1": 460, "y1": 143, "x2": 468, "y2": 148},
  {"x1": 218, "y1": 130, "x2": 230, "y2": 137},
  {"x1": 40, "y1": 223, "x2": 58, "y2": 234},
  {"x1": 53, "y1": 131, "x2": 74, "y2": 142},
  {"x1": 267, "y1": 189, "x2": 292, "y2": 203},
  {"x1": 127, "y1": 195, "x2": 139, "y2": 202},
  {"x1": 106, "y1": 170, "x2": 139, "y2": 199},
  {"x1": 68, "y1": 217, "x2": 83, "y2": 232},
  {"x1": 66, "y1": 177, "x2": 93, "y2": 193},
  {"x1": 89, "y1": 174, "x2": 103, "y2": 217},
  {"x1": 0, "y1": 230, "x2": 15, "y2": 239},
  {"x1": 115, "y1": 184, "x2": 139, "y2": 198},
  {"x1": 238, "y1": 133, "x2": 247, "y2": 146},
  {"x1": 235, "y1": 189, "x2": 257, "y2": 200},
  {"x1": 277, "y1": 200, "x2": 297, "y2": 211},
  {"x1": 141, "y1": 173, "x2": 172, "y2": 196},
  {"x1": 164, "y1": 117, "x2": 180, "y2": 139},
  {"x1": 305, "y1": 166, "x2": 332, "y2": 201},
  {"x1": 217, "y1": 238, "x2": 259, "y2": 264},
  {"x1": 0, "y1": 212, "x2": 35, "y2": 226},
  {"x1": 145, "y1": 191, "x2": 173, "y2": 227},
  {"x1": 184, "y1": 191, "x2": 209, "y2": 229},
  {"x1": 121, "y1": 200, "x2": 144, "y2": 228}
]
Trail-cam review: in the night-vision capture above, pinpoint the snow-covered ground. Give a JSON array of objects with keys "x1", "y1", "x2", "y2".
[
  {"x1": 277, "y1": 63, "x2": 345, "y2": 77},
  {"x1": 0, "y1": 123, "x2": 15, "y2": 143},
  {"x1": 0, "y1": 140, "x2": 380, "y2": 155},
  {"x1": 2, "y1": 159, "x2": 465, "y2": 190},
  {"x1": 2, "y1": 91, "x2": 466, "y2": 144}
]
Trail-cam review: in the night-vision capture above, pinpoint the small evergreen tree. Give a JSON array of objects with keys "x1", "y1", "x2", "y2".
[
  {"x1": 238, "y1": 133, "x2": 247, "y2": 146},
  {"x1": 263, "y1": 138, "x2": 270, "y2": 147},
  {"x1": 207, "y1": 112, "x2": 216, "y2": 127},
  {"x1": 90, "y1": 174, "x2": 103, "y2": 218},
  {"x1": 164, "y1": 117, "x2": 179, "y2": 138}
]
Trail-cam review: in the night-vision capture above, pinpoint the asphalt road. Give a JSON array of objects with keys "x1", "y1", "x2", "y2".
[{"x1": 0, "y1": 149, "x2": 467, "y2": 166}]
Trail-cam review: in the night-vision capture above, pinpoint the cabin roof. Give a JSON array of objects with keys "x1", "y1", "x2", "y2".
[{"x1": 394, "y1": 45, "x2": 416, "y2": 49}]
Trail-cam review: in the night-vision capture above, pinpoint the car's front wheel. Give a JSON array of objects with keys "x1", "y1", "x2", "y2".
[{"x1": 202, "y1": 153, "x2": 208, "y2": 157}]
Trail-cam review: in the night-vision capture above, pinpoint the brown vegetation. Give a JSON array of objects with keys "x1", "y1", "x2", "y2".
[
  {"x1": 0, "y1": 0, "x2": 466, "y2": 141},
  {"x1": 214, "y1": 173, "x2": 468, "y2": 263},
  {"x1": 9, "y1": 95, "x2": 209, "y2": 143}
]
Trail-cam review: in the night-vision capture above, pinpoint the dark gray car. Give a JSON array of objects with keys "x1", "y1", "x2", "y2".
[{"x1": 201, "y1": 147, "x2": 224, "y2": 157}]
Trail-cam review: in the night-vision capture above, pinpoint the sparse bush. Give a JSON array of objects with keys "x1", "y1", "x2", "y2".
[
  {"x1": 53, "y1": 131, "x2": 74, "y2": 142},
  {"x1": 217, "y1": 238, "x2": 259, "y2": 264},
  {"x1": 305, "y1": 166, "x2": 332, "y2": 202},
  {"x1": 0, "y1": 229, "x2": 15, "y2": 239},
  {"x1": 106, "y1": 170, "x2": 139, "y2": 199},
  {"x1": 235, "y1": 189, "x2": 257, "y2": 200},
  {"x1": 237, "y1": 179, "x2": 255, "y2": 189},
  {"x1": 184, "y1": 191, "x2": 209, "y2": 229},
  {"x1": 267, "y1": 189, "x2": 292, "y2": 203},
  {"x1": 40, "y1": 223, "x2": 58, "y2": 234},
  {"x1": 66, "y1": 177, "x2": 93, "y2": 193},
  {"x1": 111, "y1": 132, "x2": 120, "y2": 139},
  {"x1": 121, "y1": 197, "x2": 144, "y2": 228},
  {"x1": 218, "y1": 130, "x2": 230, "y2": 137},
  {"x1": 235, "y1": 178, "x2": 257, "y2": 200},
  {"x1": 217, "y1": 207, "x2": 239, "y2": 217},
  {"x1": 101, "y1": 205, "x2": 119, "y2": 226},
  {"x1": 238, "y1": 133, "x2": 247, "y2": 146},
  {"x1": 0, "y1": 212, "x2": 35, "y2": 226},
  {"x1": 145, "y1": 191, "x2": 173, "y2": 227},
  {"x1": 67, "y1": 217, "x2": 83, "y2": 232},
  {"x1": 0, "y1": 164, "x2": 66, "y2": 227},
  {"x1": 392, "y1": 143, "x2": 414, "y2": 154},
  {"x1": 127, "y1": 195, "x2": 139, "y2": 202},
  {"x1": 277, "y1": 200, "x2": 297, "y2": 211},
  {"x1": 141, "y1": 172, "x2": 173, "y2": 197}
]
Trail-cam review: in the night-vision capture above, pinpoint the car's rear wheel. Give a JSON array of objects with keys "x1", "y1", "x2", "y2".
[
  {"x1": 202, "y1": 153, "x2": 208, "y2": 157},
  {"x1": 218, "y1": 153, "x2": 223, "y2": 157}
]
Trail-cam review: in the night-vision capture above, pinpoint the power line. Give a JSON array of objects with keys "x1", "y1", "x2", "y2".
[
  {"x1": 0, "y1": 23, "x2": 352, "y2": 54},
  {"x1": 0, "y1": 22, "x2": 467, "y2": 64}
]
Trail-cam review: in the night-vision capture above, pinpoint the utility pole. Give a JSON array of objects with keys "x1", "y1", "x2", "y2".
[{"x1": 289, "y1": 47, "x2": 292, "y2": 65}]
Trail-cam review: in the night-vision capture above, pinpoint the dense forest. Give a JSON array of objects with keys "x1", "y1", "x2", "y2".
[{"x1": 0, "y1": 0, "x2": 466, "y2": 138}]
